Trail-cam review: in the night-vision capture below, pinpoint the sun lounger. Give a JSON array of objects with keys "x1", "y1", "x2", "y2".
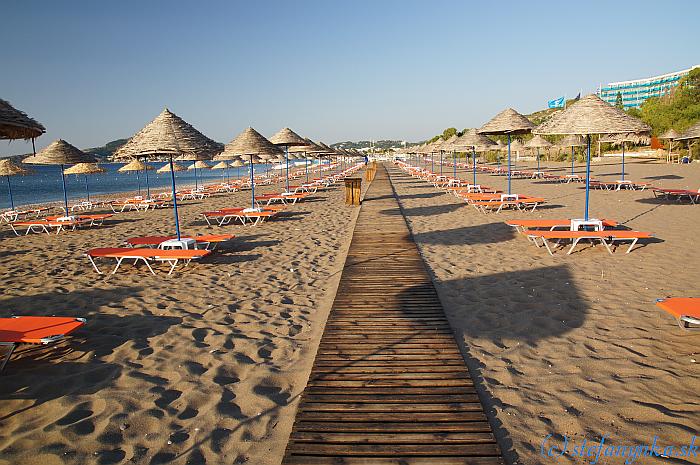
[
  {"x1": 46, "y1": 214, "x2": 113, "y2": 226},
  {"x1": 470, "y1": 195, "x2": 545, "y2": 213},
  {"x1": 202, "y1": 207, "x2": 281, "y2": 226},
  {"x1": 85, "y1": 247, "x2": 211, "y2": 275},
  {"x1": 506, "y1": 219, "x2": 618, "y2": 233},
  {"x1": 9, "y1": 217, "x2": 96, "y2": 235},
  {"x1": 0, "y1": 316, "x2": 86, "y2": 372},
  {"x1": 655, "y1": 297, "x2": 700, "y2": 330},
  {"x1": 126, "y1": 234, "x2": 234, "y2": 250},
  {"x1": 652, "y1": 188, "x2": 700, "y2": 204},
  {"x1": 524, "y1": 229, "x2": 653, "y2": 255}
]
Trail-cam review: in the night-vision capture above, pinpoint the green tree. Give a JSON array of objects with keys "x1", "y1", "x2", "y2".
[
  {"x1": 442, "y1": 127, "x2": 457, "y2": 140},
  {"x1": 615, "y1": 91, "x2": 624, "y2": 110},
  {"x1": 637, "y1": 67, "x2": 700, "y2": 135}
]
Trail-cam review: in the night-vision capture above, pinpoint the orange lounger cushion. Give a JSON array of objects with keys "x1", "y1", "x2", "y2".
[
  {"x1": 126, "y1": 235, "x2": 234, "y2": 247},
  {"x1": 86, "y1": 248, "x2": 211, "y2": 275},
  {"x1": 0, "y1": 316, "x2": 87, "y2": 372},
  {"x1": 655, "y1": 298, "x2": 700, "y2": 330}
]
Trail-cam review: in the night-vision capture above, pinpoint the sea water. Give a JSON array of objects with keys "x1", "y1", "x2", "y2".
[{"x1": 0, "y1": 161, "x2": 317, "y2": 209}]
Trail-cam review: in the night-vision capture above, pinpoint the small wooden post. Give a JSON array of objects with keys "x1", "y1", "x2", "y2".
[{"x1": 344, "y1": 177, "x2": 362, "y2": 205}]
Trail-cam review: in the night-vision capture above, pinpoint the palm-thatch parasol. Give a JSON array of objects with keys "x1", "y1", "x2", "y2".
[
  {"x1": 0, "y1": 99, "x2": 46, "y2": 140},
  {"x1": 24, "y1": 139, "x2": 96, "y2": 216},
  {"x1": 228, "y1": 158, "x2": 246, "y2": 180},
  {"x1": 269, "y1": 128, "x2": 308, "y2": 192},
  {"x1": 157, "y1": 162, "x2": 186, "y2": 173},
  {"x1": 454, "y1": 129, "x2": 497, "y2": 185},
  {"x1": 534, "y1": 94, "x2": 651, "y2": 220},
  {"x1": 0, "y1": 159, "x2": 32, "y2": 211},
  {"x1": 675, "y1": 121, "x2": 700, "y2": 154},
  {"x1": 184, "y1": 160, "x2": 210, "y2": 190},
  {"x1": 64, "y1": 162, "x2": 106, "y2": 203},
  {"x1": 113, "y1": 108, "x2": 220, "y2": 240},
  {"x1": 600, "y1": 133, "x2": 651, "y2": 181},
  {"x1": 118, "y1": 158, "x2": 153, "y2": 198},
  {"x1": 211, "y1": 160, "x2": 230, "y2": 182},
  {"x1": 291, "y1": 138, "x2": 325, "y2": 182},
  {"x1": 557, "y1": 134, "x2": 586, "y2": 175},
  {"x1": 524, "y1": 135, "x2": 553, "y2": 172},
  {"x1": 214, "y1": 127, "x2": 283, "y2": 210},
  {"x1": 478, "y1": 108, "x2": 534, "y2": 194},
  {"x1": 659, "y1": 128, "x2": 681, "y2": 162}
]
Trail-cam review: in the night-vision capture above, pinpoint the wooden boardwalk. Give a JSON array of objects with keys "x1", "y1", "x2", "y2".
[{"x1": 282, "y1": 164, "x2": 504, "y2": 465}]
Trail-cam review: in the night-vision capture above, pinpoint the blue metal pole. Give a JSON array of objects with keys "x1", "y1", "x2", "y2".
[
  {"x1": 621, "y1": 142, "x2": 626, "y2": 181},
  {"x1": 585, "y1": 135, "x2": 592, "y2": 221},
  {"x1": 439, "y1": 151, "x2": 443, "y2": 176},
  {"x1": 169, "y1": 156, "x2": 181, "y2": 240},
  {"x1": 571, "y1": 146, "x2": 575, "y2": 175},
  {"x1": 6, "y1": 176, "x2": 14, "y2": 211},
  {"x1": 473, "y1": 147, "x2": 477, "y2": 185},
  {"x1": 136, "y1": 168, "x2": 141, "y2": 197},
  {"x1": 431, "y1": 152, "x2": 434, "y2": 172},
  {"x1": 507, "y1": 134, "x2": 512, "y2": 195},
  {"x1": 85, "y1": 175, "x2": 90, "y2": 203},
  {"x1": 537, "y1": 148, "x2": 541, "y2": 172},
  {"x1": 453, "y1": 151, "x2": 456, "y2": 179},
  {"x1": 285, "y1": 146, "x2": 290, "y2": 192},
  {"x1": 250, "y1": 155, "x2": 256, "y2": 210},
  {"x1": 305, "y1": 155, "x2": 309, "y2": 183},
  {"x1": 144, "y1": 160, "x2": 151, "y2": 199},
  {"x1": 194, "y1": 165, "x2": 198, "y2": 190},
  {"x1": 60, "y1": 164, "x2": 69, "y2": 217}
]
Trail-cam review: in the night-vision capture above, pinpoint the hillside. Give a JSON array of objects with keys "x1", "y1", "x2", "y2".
[{"x1": 332, "y1": 140, "x2": 412, "y2": 151}]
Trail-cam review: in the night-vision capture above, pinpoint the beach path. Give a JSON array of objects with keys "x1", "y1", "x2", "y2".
[{"x1": 281, "y1": 164, "x2": 504, "y2": 464}]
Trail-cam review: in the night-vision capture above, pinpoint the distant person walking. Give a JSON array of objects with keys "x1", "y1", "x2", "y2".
[{"x1": 364, "y1": 155, "x2": 369, "y2": 164}]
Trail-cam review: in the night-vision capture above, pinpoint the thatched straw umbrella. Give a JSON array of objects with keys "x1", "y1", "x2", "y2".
[
  {"x1": 659, "y1": 128, "x2": 680, "y2": 162},
  {"x1": 524, "y1": 135, "x2": 552, "y2": 172},
  {"x1": 211, "y1": 160, "x2": 230, "y2": 182},
  {"x1": 269, "y1": 128, "x2": 308, "y2": 192},
  {"x1": 0, "y1": 159, "x2": 32, "y2": 211},
  {"x1": 64, "y1": 162, "x2": 106, "y2": 204},
  {"x1": 291, "y1": 138, "x2": 325, "y2": 182},
  {"x1": 478, "y1": 108, "x2": 535, "y2": 194},
  {"x1": 454, "y1": 129, "x2": 496, "y2": 185},
  {"x1": 184, "y1": 160, "x2": 210, "y2": 190},
  {"x1": 113, "y1": 108, "x2": 220, "y2": 240},
  {"x1": 675, "y1": 121, "x2": 700, "y2": 161},
  {"x1": 214, "y1": 127, "x2": 283, "y2": 210},
  {"x1": 600, "y1": 133, "x2": 651, "y2": 181},
  {"x1": 24, "y1": 139, "x2": 96, "y2": 217},
  {"x1": 557, "y1": 134, "x2": 586, "y2": 175},
  {"x1": 0, "y1": 99, "x2": 45, "y2": 141},
  {"x1": 228, "y1": 158, "x2": 246, "y2": 180},
  {"x1": 118, "y1": 159, "x2": 153, "y2": 198},
  {"x1": 534, "y1": 94, "x2": 650, "y2": 220},
  {"x1": 157, "y1": 161, "x2": 186, "y2": 173}
]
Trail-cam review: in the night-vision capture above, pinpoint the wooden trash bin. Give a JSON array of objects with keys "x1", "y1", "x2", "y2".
[
  {"x1": 364, "y1": 163, "x2": 377, "y2": 181},
  {"x1": 344, "y1": 177, "x2": 362, "y2": 205}
]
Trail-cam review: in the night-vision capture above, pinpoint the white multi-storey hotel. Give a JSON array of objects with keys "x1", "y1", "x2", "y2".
[{"x1": 598, "y1": 65, "x2": 699, "y2": 109}]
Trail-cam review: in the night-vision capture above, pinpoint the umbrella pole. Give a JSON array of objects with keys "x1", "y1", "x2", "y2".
[
  {"x1": 250, "y1": 155, "x2": 256, "y2": 210},
  {"x1": 60, "y1": 164, "x2": 69, "y2": 217},
  {"x1": 194, "y1": 166, "x2": 198, "y2": 190},
  {"x1": 6, "y1": 176, "x2": 14, "y2": 211},
  {"x1": 285, "y1": 145, "x2": 290, "y2": 192},
  {"x1": 431, "y1": 152, "x2": 434, "y2": 173},
  {"x1": 537, "y1": 148, "x2": 540, "y2": 172},
  {"x1": 621, "y1": 142, "x2": 625, "y2": 181},
  {"x1": 453, "y1": 151, "x2": 456, "y2": 179},
  {"x1": 439, "y1": 151, "x2": 443, "y2": 176},
  {"x1": 85, "y1": 175, "x2": 90, "y2": 203},
  {"x1": 585, "y1": 135, "x2": 592, "y2": 221},
  {"x1": 507, "y1": 134, "x2": 512, "y2": 195},
  {"x1": 168, "y1": 156, "x2": 182, "y2": 240},
  {"x1": 136, "y1": 169, "x2": 141, "y2": 197},
  {"x1": 571, "y1": 146, "x2": 575, "y2": 175},
  {"x1": 305, "y1": 156, "x2": 309, "y2": 183},
  {"x1": 144, "y1": 161, "x2": 151, "y2": 199},
  {"x1": 473, "y1": 147, "x2": 477, "y2": 185}
]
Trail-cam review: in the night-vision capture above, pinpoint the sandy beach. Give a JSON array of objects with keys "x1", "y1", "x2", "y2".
[
  {"x1": 388, "y1": 159, "x2": 700, "y2": 465},
  {"x1": 0, "y1": 176, "x2": 367, "y2": 465}
]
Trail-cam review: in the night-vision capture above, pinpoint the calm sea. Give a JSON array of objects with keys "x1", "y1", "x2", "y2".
[{"x1": 1, "y1": 161, "x2": 316, "y2": 209}]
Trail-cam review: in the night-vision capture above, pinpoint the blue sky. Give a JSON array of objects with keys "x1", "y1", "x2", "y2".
[{"x1": 1, "y1": 0, "x2": 698, "y2": 155}]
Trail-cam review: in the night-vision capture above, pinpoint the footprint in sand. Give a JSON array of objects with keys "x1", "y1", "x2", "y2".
[
  {"x1": 177, "y1": 406, "x2": 198, "y2": 420},
  {"x1": 154, "y1": 389, "x2": 182, "y2": 410}
]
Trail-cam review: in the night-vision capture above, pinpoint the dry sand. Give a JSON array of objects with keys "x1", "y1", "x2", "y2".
[
  {"x1": 0, "y1": 174, "x2": 367, "y2": 465},
  {"x1": 388, "y1": 159, "x2": 699, "y2": 465}
]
